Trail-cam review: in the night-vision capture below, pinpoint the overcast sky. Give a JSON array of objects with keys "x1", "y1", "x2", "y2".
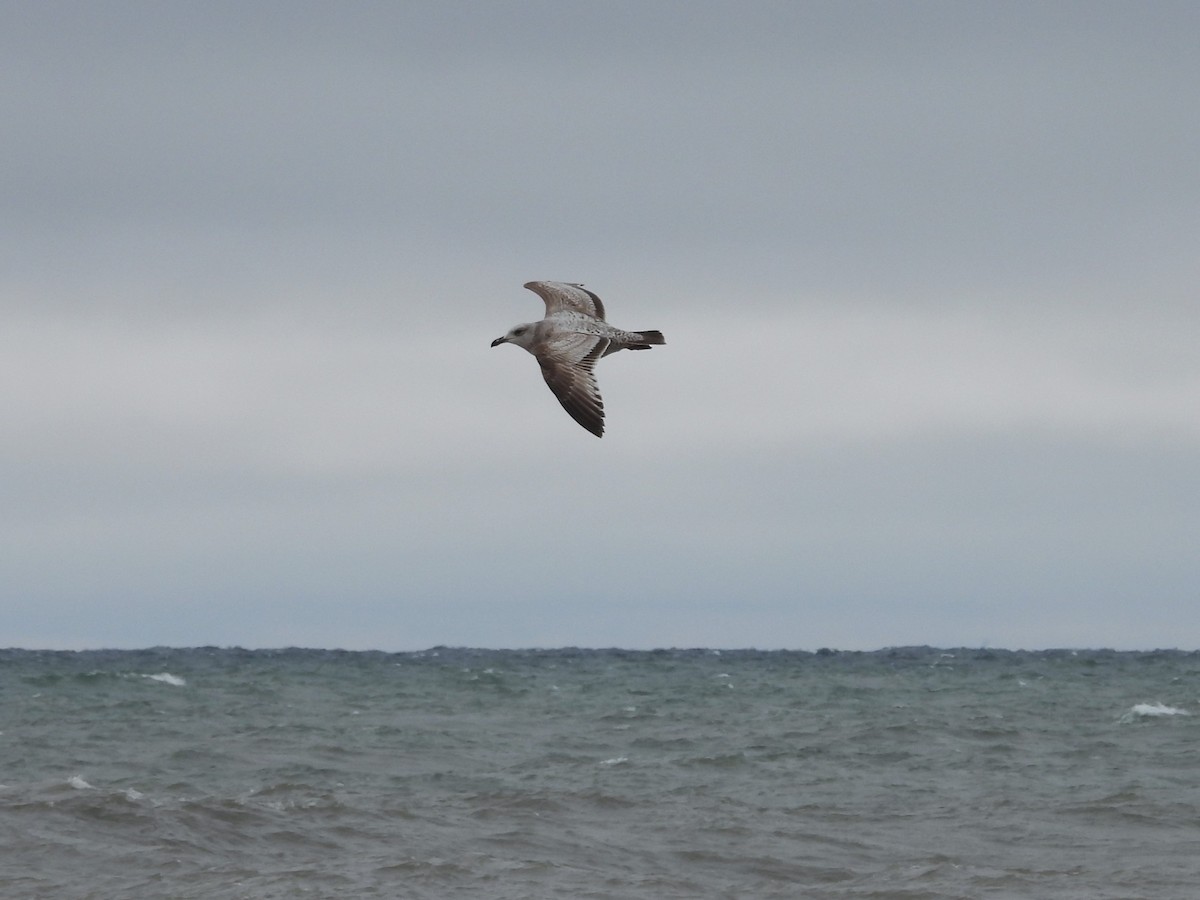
[{"x1": 3, "y1": 2, "x2": 1197, "y2": 651}]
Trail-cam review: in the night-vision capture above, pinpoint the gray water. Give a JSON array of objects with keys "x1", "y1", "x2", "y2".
[{"x1": 2, "y1": 647, "x2": 1197, "y2": 898}]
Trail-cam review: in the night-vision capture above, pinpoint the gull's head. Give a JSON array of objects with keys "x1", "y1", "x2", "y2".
[{"x1": 491, "y1": 323, "x2": 536, "y2": 351}]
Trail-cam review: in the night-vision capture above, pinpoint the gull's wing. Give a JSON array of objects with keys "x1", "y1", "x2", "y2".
[
  {"x1": 524, "y1": 281, "x2": 606, "y2": 320},
  {"x1": 535, "y1": 332, "x2": 609, "y2": 437}
]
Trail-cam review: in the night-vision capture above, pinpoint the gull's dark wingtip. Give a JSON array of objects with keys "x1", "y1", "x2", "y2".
[{"x1": 563, "y1": 404, "x2": 605, "y2": 438}]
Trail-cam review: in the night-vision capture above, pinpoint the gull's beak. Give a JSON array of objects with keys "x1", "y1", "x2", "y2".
[{"x1": 490, "y1": 336, "x2": 507, "y2": 347}]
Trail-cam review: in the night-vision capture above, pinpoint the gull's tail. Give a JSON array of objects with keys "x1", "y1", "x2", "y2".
[{"x1": 626, "y1": 329, "x2": 665, "y2": 350}]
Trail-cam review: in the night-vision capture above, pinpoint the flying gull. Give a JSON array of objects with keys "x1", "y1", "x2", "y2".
[{"x1": 491, "y1": 281, "x2": 665, "y2": 437}]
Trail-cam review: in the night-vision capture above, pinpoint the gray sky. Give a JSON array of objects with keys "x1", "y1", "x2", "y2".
[{"x1": 3, "y1": 1, "x2": 1197, "y2": 650}]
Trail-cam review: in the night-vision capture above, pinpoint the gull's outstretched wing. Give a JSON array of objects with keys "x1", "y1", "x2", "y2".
[
  {"x1": 535, "y1": 332, "x2": 609, "y2": 437},
  {"x1": 524, "y1": 281, "x2": 606, "y2": 321}
]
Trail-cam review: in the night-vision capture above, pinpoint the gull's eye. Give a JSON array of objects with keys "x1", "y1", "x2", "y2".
[{"x1": 513, "y1": 327, "x2": 527, "y2": 335}]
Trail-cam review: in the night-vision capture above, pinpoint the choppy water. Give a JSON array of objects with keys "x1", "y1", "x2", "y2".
[{"x1": 2, "y1": 647, "x2": 1198, "y2": 898}]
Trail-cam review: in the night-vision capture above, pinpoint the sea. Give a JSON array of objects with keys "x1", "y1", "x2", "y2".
[{"x1": 1, "y1": 647, "x2": 1197, "y2": 899}]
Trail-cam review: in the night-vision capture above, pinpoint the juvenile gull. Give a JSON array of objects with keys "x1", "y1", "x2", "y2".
[{"x1": 491, "y1": 281, "x2": 665, "y2": 437}]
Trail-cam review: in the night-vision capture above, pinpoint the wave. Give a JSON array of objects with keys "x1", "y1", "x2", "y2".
[
  {"x1": 1119, "y1": 702, "x2": 1190, "y2": 723},
  {"x1": 139, "y1": 672, "x2": 187, "y2": 686}
]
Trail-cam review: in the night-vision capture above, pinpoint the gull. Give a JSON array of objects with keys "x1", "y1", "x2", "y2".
[{"x1": 491, "y1": 281, "x2": 665, "y2": 437}]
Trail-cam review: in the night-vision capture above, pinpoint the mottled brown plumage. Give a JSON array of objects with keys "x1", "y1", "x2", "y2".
[{"x1": 491, "y1": 281, "x2": 665, "y2": 437}]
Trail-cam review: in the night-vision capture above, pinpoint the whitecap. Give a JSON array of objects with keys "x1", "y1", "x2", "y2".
[
  {"x1": 142, "y1": 672, "x2": 186, "y2": 686},
  {"x1": 1120, "y1": 702, "x2": 1190, "y2": 723},
  {"x1": 68, "y1": 775, "x2": 93, "y2": 790},
  {"x1": 600, "y1": 757, "x2": 629, "y2": 766}
]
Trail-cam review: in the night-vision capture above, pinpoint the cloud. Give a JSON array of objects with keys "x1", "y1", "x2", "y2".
[{"x1": 2, "y1": 3, "x2": 1197, "y2": 649}]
